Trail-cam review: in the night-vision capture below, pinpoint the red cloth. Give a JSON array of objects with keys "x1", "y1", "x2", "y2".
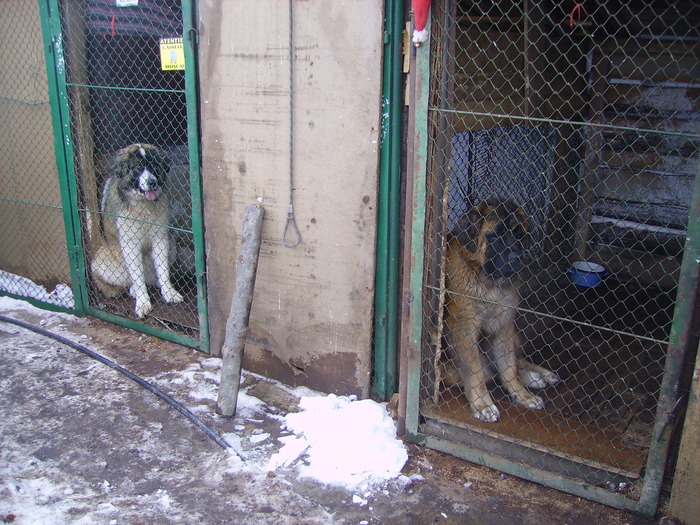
[{"x1": 413, "y1": 0, "x2": 431, "y2": 31}]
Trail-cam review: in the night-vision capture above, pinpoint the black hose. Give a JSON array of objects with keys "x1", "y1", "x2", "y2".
[{"x1": 0, "y1": 314, "x2": 241, "y2": 457}]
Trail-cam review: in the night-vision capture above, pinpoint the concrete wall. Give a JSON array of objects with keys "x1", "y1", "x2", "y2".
[{"x1": 198, "y1": 1, "x2": 384, "y2": 396}]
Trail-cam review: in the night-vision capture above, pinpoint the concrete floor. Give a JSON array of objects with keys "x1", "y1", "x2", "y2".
[{"x1": 0, "y1": 305, "x2": 659, "y2": 524}]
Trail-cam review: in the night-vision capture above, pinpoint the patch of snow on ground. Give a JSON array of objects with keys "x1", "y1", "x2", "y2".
[
  {"x1": 0, "y1": 458, "x2": 96, "y2": 525},
  {"x1": 0, "y1": 271, "x2": 74, "y2": 309},
  {"x1": 268, "y1": 394, "x2": 408, "y2": 489}
]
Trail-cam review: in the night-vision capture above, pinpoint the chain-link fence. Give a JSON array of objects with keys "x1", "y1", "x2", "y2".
[
  {"x1": 408, "y1": 0, "x2": 700, "y2": 514},
  {"x1": 57, "y1": 0, "x2": 203, "y2": 340},
  {"x1": 1, "y1": 0, "x2": 206, "y2": 348},
  {"x1": 0, "y1": 1, "x2": 74, "y2": 310}
]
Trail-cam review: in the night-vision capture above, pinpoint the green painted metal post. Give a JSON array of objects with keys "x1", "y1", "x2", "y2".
[
  {"x1": 372, "y1": 0, "x2": 403, "y2": 400},
  {"x1": 39, "y1": 0, "x2": 88, "y2": 315},
  {"x1": 639, "y1": 157, "x2": 700, "y2": 516},
  {"x1": 182, "y1": 0, "x2": 210, "y2": 353}
]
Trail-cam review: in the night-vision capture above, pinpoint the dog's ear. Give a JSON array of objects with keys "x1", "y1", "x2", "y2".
[
  {"x1": 112, "y1": 148, "x2": 129, "y2": 178},
  {"x1": 111, "y1": 145, "x2": 140, "y2": 178},
  {"x1": 507, "y1": 202, "x2": 530, "y2": 242},
  {"x1": 495, "y1": 200, "x2": 531, "y2": 250},
  {"x1": 519, "y1": 210, "x2": 531, "y2": 249},
  {"x1": 515, "y1": 205, "x2": 530, "y2": 232},
  {"x1": 453, "y1": 203, "x2": 486, "y2": 252},
  {"x1": 516, "y1": 206, "x2": 530, "y2": 233},
  {"x1": 141, "y1": 146, "x2": 171, "y2": 178},
  {"x1": 155, "y1": 151, "x2": 171, "y2": 177}
]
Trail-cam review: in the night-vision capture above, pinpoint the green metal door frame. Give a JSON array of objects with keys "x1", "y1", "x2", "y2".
[
  {"x1": 182, "y1": 0, "x2": 210, "y2": 353},
  {"x1": 39, "y1": 0, "x2": 88, "y2": 317},
  {"x1": 399, "y1": 17, "x2": 700, "y2": 518},
  {"x1": 39, "y1": 0, "x2": 209, "y2": 352},
  {"x1": 372, "y1": 0, "x2": 404, "y2": 400}
]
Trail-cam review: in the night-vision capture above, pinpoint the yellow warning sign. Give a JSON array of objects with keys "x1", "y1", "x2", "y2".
[{"x1": 159, "y1": 38, "x2": 185, "y2": 71}]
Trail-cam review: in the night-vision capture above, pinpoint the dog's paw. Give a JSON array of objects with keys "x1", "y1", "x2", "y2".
[
  {"x1": 520, "y1": 370, "x2": 548, "y2": 389},
  {"x1": 134, "y1": 297, "x2": 153, "y2": 318},
  {"x1": 162, "y1": 287, "x2": 184, "y2": 304},
  {"x1": 130, "y1": 284, "x2": 152, "y2": 318},
  {"x1": 542, "y1": 370, "x2": 560, "y2": 386},
  {"x1": 512, "y1": 392, "x2": 545, "y2": 411},
  {"x1": 520, "y1": 369, "x2": 560, "y2": 389},
  {"x1": 472, "y1": 405, "x2": 500, "y2": 423}
]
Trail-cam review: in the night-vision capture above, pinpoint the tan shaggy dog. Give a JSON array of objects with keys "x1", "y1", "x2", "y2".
[
  {"x1": 91, "y1": 144, "x2": 183, "y2": 318},
  {"x1": 444, "y1": 198, "x2": 559, "y2": 422}
]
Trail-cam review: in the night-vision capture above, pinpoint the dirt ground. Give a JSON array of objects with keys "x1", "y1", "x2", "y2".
[{"x1": 0, "y1": 306, "x2": 661, "y2": 524}]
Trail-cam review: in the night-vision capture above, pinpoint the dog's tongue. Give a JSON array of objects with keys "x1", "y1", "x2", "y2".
[{"x1": 145, "y1": 190, "x2": 157, "y2": 201}]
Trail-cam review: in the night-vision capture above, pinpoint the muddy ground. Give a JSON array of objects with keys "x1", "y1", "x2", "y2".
[{"x1": 0, "y1": 306, "x2": 661, "y2": 524}]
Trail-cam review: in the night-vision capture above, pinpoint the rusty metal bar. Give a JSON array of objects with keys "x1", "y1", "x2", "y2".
[{"x1": 398, "y1": 15, "x2": 431, "y2": 438}]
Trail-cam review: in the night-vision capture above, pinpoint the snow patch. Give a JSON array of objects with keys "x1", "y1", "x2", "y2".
[
  {"x1": 268, "y1": 394, "x2": 408, "y2": 489},
  {"x1": 0, "y1": 270, "x2": 74, "y2": 309}
]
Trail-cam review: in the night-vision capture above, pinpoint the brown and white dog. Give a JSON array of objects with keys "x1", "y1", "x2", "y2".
[
  {"x1": 444, "y1": 199, "x2": 559, "y2": 422},
  {"x1": 91, "y1": 144, "x2": 183, "y2": 318}
]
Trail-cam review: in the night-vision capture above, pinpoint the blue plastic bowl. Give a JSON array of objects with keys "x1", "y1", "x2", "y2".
[{"x1": 568, "y1": 261, "x2": 608, "y2": 287}]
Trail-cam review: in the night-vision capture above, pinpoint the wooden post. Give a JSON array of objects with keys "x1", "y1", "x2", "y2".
[
  {"x1": 64, "y1": 0, "x2": 99, "y2": 257},
  {"x1": 573, "y1": 52, "x2": 610, "y2": 260},
  {"x1": 217, "y1": 204, "x2": 264, "y2": 417}
]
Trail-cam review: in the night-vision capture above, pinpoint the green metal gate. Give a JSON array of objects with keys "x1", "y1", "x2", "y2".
[
  {"x1": 40, "y1": 0, "x2": 208, "y2": 350},
  {"x1": 402, "y1": 0, "x2": 699, "y2": 516}
]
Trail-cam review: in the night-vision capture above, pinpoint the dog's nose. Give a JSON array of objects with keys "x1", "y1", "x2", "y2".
[
  {"x1": 141, "y1": 171, "x2": 158, "y2": 188},
  {"x1": 137, "y1": 168, "x2": 159, "y2": 193}
]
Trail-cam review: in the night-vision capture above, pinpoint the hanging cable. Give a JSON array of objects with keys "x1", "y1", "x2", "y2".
[
  {"x1": 282, "y1": 0, "x2": 302, "y2": 248},
  {"x1": 0, "y1": 314, "x2": 243, "y2": 458}
]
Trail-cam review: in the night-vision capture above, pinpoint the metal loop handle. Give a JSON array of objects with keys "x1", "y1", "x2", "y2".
[{"x1": 282, "y1": 204, "x2": 301, "y2": 248}]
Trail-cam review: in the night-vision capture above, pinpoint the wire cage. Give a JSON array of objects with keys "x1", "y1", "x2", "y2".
[
  {"x1": 404, "y1": 0, "x2": 700, "y2": 515},
  {"x1": 52, "y1": 0, "x2": 206, "y2": 346},
  {"x1": 0, "y1": 0, "x2": 206, "y2": 348}
]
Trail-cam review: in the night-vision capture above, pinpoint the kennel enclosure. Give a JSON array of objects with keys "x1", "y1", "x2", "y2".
[
  {"x1": 401, "y1": 0, "x2": 700, "y2": 516},
  {"x1": 37, "y1": 0, "x2": 206, "y2": 349}
]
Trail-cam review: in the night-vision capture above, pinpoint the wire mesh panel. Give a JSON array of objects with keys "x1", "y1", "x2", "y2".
[
  {"x1": 407, "y1": 0, "x2": 700, "y2": 514},
  {"x1": 48, "y1": 0, "x2": 206, "y2": 347},
  {"x1": 0, "y1": 1, "x2": 74, "y2": 310}
]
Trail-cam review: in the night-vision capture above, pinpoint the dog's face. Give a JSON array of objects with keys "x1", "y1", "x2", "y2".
[
  {"x1": 453, "y1": 199, "x2": 529, "y2": 280},
  {"x1": 112, "y1": 144, "x2": 171, "y2": 201}
]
